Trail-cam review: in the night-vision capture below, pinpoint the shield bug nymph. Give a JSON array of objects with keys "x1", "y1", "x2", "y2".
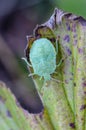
[{"x1": 22, "y1": 38, "x2": 62, "y2": 81}]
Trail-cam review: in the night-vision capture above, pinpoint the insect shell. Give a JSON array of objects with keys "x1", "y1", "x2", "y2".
[{"x1": 29, "y1": 38, "x2": 57, "y2": 81}]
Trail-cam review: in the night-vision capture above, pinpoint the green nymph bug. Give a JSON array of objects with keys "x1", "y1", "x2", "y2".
[{"x1": 22, "y1": 38, "x2": 62, "y2": 81}]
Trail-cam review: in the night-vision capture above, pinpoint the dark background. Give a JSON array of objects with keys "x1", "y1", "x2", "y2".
[{"x1": 0, "y1": 0, "x2": 56, "y2": 113}]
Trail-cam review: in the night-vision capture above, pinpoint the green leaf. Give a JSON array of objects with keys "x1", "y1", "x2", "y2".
[
  {"x1": 0, "y1": 82, "x2": 54, "y2": 130},
  {"x1": 56, "y1": 0, "x2": 86, "y2": 19},
  {"x1": 25, "y1": 8, "x2": 86, "y2": 130}
]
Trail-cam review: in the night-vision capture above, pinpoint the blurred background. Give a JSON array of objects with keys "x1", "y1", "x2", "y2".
[
  {"x1": 0, "y1": 0, "x2": 86, "y2": 113},
  {"x1": 0, "y1": 0, "x2": 56, "y2": 113}
]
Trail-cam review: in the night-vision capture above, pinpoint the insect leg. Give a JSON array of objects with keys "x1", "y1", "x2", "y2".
[
  {"x1": 22, "y1": 57, "x2": 32, "y2": 67},
  {"x1": 28, "y1": 73, "x2": 35, "y2": 77},
  {"x1": 39, "y1": 76, "x2": 43, "y2": 80},
  {"x1": 51, "y1": 78, "x2": 61, "y2": 83},
  {"x1": 55, "y1": 39, "x2": 58, "y2": 55},
  {"x1": 54, "y1": 71, "x2": 57, "y2": 74},
  {"x1": 56, "y1": 58, "x2": 63, "y2": 67},
  {"x1": 51, "y1": 78, "x2": 64, "y2": 84},
  {"x1": 56, "y1": 54, "x2": 67, "y2": 67}
]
